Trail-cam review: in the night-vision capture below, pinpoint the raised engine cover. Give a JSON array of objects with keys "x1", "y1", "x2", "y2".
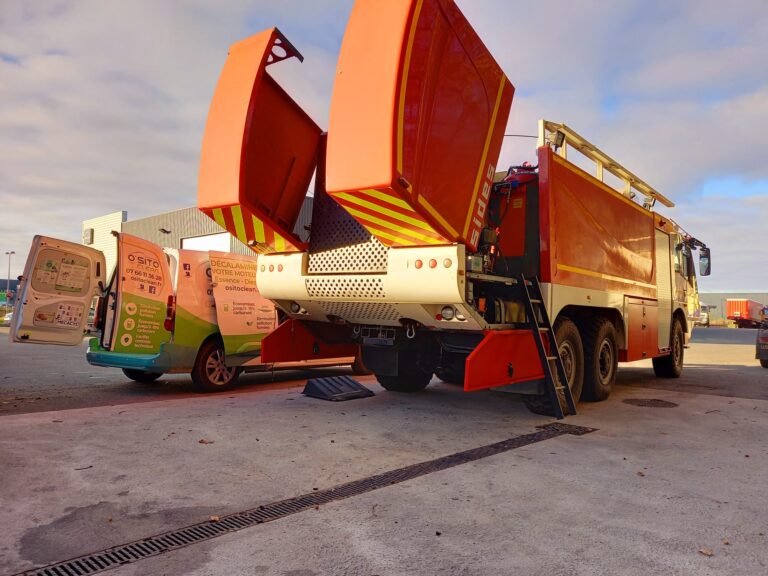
[
  {"x1": 198, "y1": 28, "x2": 321, "y2": 253},
  {"x1": 326, "y1": 0, "x2": 514, "y2": 251}
]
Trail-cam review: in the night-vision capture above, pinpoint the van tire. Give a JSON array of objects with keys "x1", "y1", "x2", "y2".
[
  {"x1": 192, "y1": 338, "x2": 240, "y2": 392},
  {"x1": 760, "y1": 359, "x2": 768, "y2": 369},
  {"x1": 122, "y1": 369, "x2": 163, "y2": 384}
]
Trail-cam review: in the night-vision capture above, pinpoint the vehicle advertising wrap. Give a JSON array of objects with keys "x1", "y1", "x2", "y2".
[
  {"x1": 208, "y1": 251, "x2": 274, "y2": 362},
  {"x1": 111, "y1": 235, "x2": 172, "y2": 354},
  {"x1": 171, "y1": 249, "x2": 218, "y2": 362}
]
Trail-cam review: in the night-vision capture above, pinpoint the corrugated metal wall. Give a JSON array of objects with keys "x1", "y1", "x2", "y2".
[{"x1": 82, "y1": 211, "x2": 127, "y2": 276}]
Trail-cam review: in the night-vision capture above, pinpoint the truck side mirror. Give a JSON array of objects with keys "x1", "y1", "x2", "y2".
[{"x1": 699, "y1": 248, "x2": 711, "y2": 276}]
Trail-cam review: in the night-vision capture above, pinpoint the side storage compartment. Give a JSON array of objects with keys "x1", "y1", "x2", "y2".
[{"x1": 625, "y1": 297, "x2": 659, "y2": 361}]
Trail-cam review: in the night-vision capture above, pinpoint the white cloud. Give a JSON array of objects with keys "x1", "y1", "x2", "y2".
[{"x1": 1, "y1": 0, "x2": 766, "y2": 292}]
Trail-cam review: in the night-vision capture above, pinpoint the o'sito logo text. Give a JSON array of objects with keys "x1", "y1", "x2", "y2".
[
  {"x1": 469, "y1": 163, "x2": 495, "y2": 248},
  {"x1": 127, "y1": 253, "x2": 160, "y2": 269}
]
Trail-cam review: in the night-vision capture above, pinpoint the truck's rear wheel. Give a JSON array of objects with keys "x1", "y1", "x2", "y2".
[
  {"x1": 192, "y1": 338, "x2": 241, "y2": 392},
  {"x1": 759, "y1": 359, "x2": 768, "y2": 369},
  {"x1": 653, "y1": 318, "x2": 684, "y2": 378},
  {"x1": 582, "y1": 319, "x2": 618, "y2": 401},
  {"x1": 376, "y1": 369, "x2": 432, "y2": 392},
  {"x1": 523, "y1": 318, "x2": 584, "y2": 416},
  {"x1": 122, "y1": 369, "x2": 162, "y2": 384}
]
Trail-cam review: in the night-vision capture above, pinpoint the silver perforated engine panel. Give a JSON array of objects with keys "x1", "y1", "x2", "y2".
[
  {"x1": 308, "y1": 189, "x2": 388, "y2": 274},
  {"x1": 321, "y1": 301, "x2": 400, "y2": 323},
  {"x1": 306, "y1": 277, "x2": 385, "y2": 299}
]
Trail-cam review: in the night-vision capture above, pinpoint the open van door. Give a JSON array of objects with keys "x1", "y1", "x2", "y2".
[
  {"x1": 208, "y1": 251, "x2": 276, "y2": 366},
  {"x1": 11, "y1": 236, "x2": 106, "y2": 345},
  {"x1": 106, "y1": 234, "x2": 173, "y2": 353}
]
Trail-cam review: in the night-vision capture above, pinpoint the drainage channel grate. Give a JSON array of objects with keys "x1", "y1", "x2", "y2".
[
  {"x1": 15, "y1": 423, "x2": 596, "y2": 576},
  {"x1": 622, "y1": 398, "x2": 679, "y2": 408}
]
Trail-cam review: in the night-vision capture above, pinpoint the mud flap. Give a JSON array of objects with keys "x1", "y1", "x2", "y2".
[{"x1": 464, "y1": 330, "x2": 545, "y2": 391}]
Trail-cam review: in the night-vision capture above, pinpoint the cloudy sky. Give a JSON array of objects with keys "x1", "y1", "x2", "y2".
[{"x1": 1, "y1": 0, "x2": 767, "y2": 292}]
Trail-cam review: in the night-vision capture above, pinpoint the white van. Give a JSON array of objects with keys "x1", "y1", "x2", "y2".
[{"x1": 11, "y1": 234, "x2": 364, "y2": 391}]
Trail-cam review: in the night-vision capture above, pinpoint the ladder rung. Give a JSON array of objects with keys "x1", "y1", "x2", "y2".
[
  {"x1": 538, "y1": 327, "x2": 550, "y2": 332},
  {"x1": 546, "y1": 356, "x2": 558, "y2": 361},
  {"x1": 530, "y1": 299, "x2": 542, "y2": 304}
]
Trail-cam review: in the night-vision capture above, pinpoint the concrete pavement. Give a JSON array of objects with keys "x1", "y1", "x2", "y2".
[{"x1": 1, "y1": 341, "x2": 767, "y2": 575}]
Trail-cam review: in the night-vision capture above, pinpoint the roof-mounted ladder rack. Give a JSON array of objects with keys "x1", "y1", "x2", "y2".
[{"x1": 538, "y1": 119, "x2": 674, "y2": 209}]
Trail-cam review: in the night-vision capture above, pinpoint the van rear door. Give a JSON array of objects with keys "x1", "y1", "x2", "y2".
[
  {"x1": 208, "y1": 251, "x2": 276, "y2": 366},
  {"x1": 107, "y1": 234, "x2": 173, "y2": 353},
  {"x1": 11, "y1": 236, "x2": 106, "y2": 345}
]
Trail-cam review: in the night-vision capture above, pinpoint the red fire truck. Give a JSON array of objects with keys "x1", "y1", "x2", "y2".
[{"x1": 197, "y1": 0, "x2": 711, "y2": 417}]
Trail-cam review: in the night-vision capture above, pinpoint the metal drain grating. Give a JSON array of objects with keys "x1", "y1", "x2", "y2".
[
  {"x1": 622, "y1": 398, "x2": 679, "y2": 408},
  {"x1": 14, "y1": 423, "x2": 596, "y2": 576}
]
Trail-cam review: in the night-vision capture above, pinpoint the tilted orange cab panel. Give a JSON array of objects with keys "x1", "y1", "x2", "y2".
[
  {"x1": 327, "y1": 0, "x2": 514, "y2": 250},
  {"x1": 198, "y1": 28, "x2": 320, "y2": 253}
]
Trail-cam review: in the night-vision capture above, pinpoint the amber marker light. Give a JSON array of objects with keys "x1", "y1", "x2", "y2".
[
  {"x1": 414, "y1": 259, "x2": 423, "y2": 269},
  {"x1": 429, "y1": 259, "x2": 437, "y2": 268}
]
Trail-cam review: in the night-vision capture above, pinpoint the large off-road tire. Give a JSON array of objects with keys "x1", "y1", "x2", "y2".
[
  {"x1": 653, "y1": 317, "x2": 684, "y2": 378},
  {"x1": 523, "y1": 318, "x2": 584, "y2": 416},
  {"x1": 122, "y1": 369, "x2": 163, "y2": 384},
  {"x1": 191, "y1": 338, "x2": 241, "y2": 392},
  {"x1": 582, "y1": 319, "x2": 619, "y2": 402},
  {"x1": 376, "y1": 369, "x2": 433, "y2": 392},
  {"x1": 760, "y1": 359, "x2": 768, "y2": 369}
]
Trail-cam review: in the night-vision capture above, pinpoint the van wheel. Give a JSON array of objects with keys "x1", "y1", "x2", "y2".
[
  {"x1": 122, "y1": 369, "x2": 163, "y2": 384},
  {"x1": 760, "y1": 359, "x2": 768, "y2": 369},
  {"x1": 376, "y1": 369, "x2": 432, "y2": 392},
  {"x1": 582, "y1": 319, "x2": 618, "y2": 401},
  {"x1": 192, "y1": 338, "x2": 240, "y2": 392},
  {"x1": 653, "y1": 318, "x2": 684, "y2": 378}
]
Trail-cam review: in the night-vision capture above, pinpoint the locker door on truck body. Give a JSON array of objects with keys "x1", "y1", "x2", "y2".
[{"x1": 11, "y1": 236, "x2": 106, "y2": 345}]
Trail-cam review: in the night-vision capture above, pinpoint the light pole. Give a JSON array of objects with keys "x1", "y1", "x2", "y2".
[{"x1": 5, "y1": 250, "x2": 14, "y2": 302}]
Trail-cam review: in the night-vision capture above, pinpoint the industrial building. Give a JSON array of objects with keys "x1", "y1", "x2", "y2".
[{"x1": 81, "y1": 201, "x2": 313, "y2": 275}]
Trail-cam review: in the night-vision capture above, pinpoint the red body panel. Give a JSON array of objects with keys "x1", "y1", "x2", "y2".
[
  {"x1": 326, "y1": 0, "x2": 514, "y2": 250},
  {"x1": 198, "y1": 28, "x2": 320, "y2": 253},
  {"x1": 261, "y1": 320, "x2": 359, "y2": 364},
  {"x1": 538, "y1": 147, "x2": 657, "y2": 299},
  {"x1": 464, "y1": 330, "x2": 545, "y2": 392}
]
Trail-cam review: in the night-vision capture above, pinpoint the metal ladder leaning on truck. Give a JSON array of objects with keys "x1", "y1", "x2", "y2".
[{"x1": 196, "y1": 0, "x2": 711, "y2": 417}]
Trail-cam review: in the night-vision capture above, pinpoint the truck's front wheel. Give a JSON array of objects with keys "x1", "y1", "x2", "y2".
[{"x1": 192, "y1": 338, "x2": 241, "y2": 392}]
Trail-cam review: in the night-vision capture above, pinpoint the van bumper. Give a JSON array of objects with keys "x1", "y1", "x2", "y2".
[{"x1": 86, "y1": 339, "x2": 176, "y2": 373}]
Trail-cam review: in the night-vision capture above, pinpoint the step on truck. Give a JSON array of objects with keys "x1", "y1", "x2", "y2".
[
  {"x1": 10, "y1": 233, "x2": 362, "y2": 391},
  {"x1": 197, "y1": 0, "x2": 711, "y2": 416}
]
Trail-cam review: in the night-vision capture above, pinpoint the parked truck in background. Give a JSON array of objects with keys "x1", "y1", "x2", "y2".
[
  {"x1": 196, "y1": 0, "x2": 711, "y2": 417},
  {"x1": 726, "y1": 299, "x2": 766, "y2": 329}
]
